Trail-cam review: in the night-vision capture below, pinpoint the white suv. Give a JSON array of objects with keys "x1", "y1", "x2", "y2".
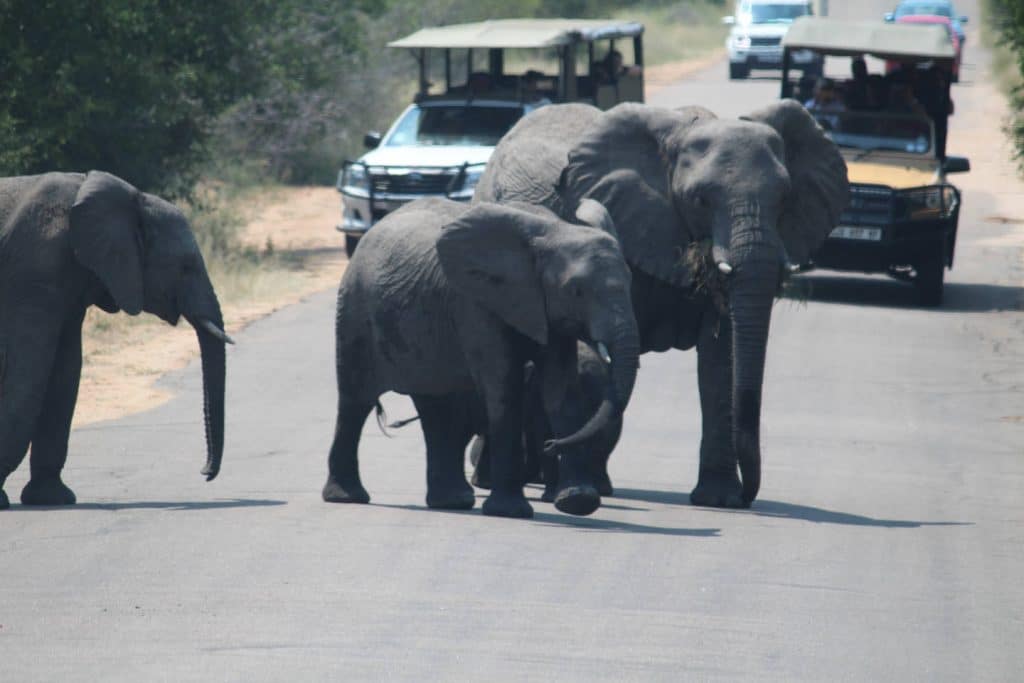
[{"x1": 725, "y1": 0, "x2": 819, "y2": 79}]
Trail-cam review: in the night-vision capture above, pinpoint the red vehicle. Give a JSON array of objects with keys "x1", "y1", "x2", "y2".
[{"x1": 893, "y1": 15, "x2": 961, "y2": 81}]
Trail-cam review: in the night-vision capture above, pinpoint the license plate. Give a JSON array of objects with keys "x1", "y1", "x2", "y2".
[{"x1": 830, "y1": 226, "x2": 882, "y2": 241}]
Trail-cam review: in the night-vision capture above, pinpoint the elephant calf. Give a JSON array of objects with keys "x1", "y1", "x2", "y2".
[
  {"x1": 0, "y1": 171, "x2": 230, "y2": 510},
  {"x1": 325, "y1": 197, "x2": 639, "y2": 518}
]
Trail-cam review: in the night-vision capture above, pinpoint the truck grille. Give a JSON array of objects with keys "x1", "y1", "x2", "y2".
[
  {"x1": 750, "y1": 36, "x2": 781, "y2": 47},
  {"x1": 371, "y1": 171, "x2": 458, "y2": 195},
  {"x1": 840, "y1": 184, "x2": 893, "y2": 227}
]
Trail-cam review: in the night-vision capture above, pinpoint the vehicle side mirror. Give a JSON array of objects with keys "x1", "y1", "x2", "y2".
[
  {"x1": 722, "y1": 15, "x2": 735, "y2": 25},
  {"x1": 883, "y1": 12, "x2": 895, "y2": 22},
  {"x1": 363, "y1": 132, "x2": 382, "y2": 150},
  {"x1": 942, "y1": 156, "x2": 970, "y2": 174},
  {"x1": 959, "y1": 15, "x2": 968, "y2": 23}
]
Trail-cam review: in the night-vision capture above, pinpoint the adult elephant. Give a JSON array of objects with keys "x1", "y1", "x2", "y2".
[
  {"x1": 0, "y1": 171, "x2": 231, "y2": 509},
  {"x1": 475, "y1": 100, "x2": 848, "y2": 508}
]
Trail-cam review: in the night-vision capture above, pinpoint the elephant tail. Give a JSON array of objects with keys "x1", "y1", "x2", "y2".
[{"x1": 373, "y1": 401, "x2": 420, "y2": 435}]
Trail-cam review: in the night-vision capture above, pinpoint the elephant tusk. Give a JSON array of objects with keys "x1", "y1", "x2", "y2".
[
  {"x1": 717, "y1": 261, "x2": 733, "y2": 275},
  {"x1": 199, "y1": 319, "x2": 235, "y2": 345},
  {"x1": 596, "y1": 342, "x2": 611, "y2": 365},
  {"x1": 779, "y1": 243, "x2": 801, "y2": 274}
]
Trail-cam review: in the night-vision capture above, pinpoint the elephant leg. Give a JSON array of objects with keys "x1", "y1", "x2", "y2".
[
  {"x1": 691, "y1": 311, "x2": 745, "y2": 508},
  {"x1": 22, "y1": 312, "x2": 85, "y2": 506},
  {"x1": 414, "y1": 393, "x2": 475, "y2": 510},
  {"x1": 475, "y1": 363, "x2": 532, "y2": 519},
  {"x1": 0, "y1": 308, "x2": 63, "y2": 509},
  {"x1": 323, "y1": 398, "x2": 374, "y2": 504},
  {"x1": 593, "y1": 414, "x2": 623, "y2": 498},
  {"x1": 544, "y1": 408, "x2": 601, "y2": 516}
]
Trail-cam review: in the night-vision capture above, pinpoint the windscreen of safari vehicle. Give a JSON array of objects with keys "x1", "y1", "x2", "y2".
[{"x1": 385, "y1": 105, "x2": 523, "y2": 147}]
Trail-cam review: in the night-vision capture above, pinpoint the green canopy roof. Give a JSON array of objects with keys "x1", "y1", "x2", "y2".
[
  {"x1": 782, "y1": 17, "x2": 955, "y2": 62},
  {"x1": 388, "y1": 19, "x2": 644, "y2": 49}
]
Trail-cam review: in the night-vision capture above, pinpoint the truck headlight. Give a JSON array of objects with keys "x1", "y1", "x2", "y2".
[
  {"x1": 733, "y1": 34, "x2": 751, "y2": 49},
  {"x1": 896, "y1": 187, "x2": 945, "y2": 220},
  {"x1": 341, "y1": 164, "x2": 371, "y2": 197}
]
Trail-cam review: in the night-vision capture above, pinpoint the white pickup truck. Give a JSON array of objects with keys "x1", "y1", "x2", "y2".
[{"x1": 724, "y1": 0, "x2": 820, "y2": 79}]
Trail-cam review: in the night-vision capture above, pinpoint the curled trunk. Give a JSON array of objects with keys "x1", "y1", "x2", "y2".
[{"x1": 544, "y1": 328, "x2": 639, "y2": 453}]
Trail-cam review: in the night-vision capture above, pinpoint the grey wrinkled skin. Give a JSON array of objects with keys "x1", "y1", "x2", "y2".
[
  {"x1": 470, "y1": 341, "x2": 622, "y2": 502},
  {"x1": 0, "y1": 171, "x2": 228, "y2": 510},
  {"x1": 324, "y1": 197, "x2": 640, "y2": 519},
  {"x1": 476, "y1": 100, "x2": 849, "y2": 508}
]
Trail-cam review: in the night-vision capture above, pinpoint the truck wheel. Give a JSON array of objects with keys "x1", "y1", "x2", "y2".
[
  {"x1": 729, "y1": 62, "x2": 749, "y2": 80},
  {"x1": 915, "y1": 240, "x2": 946, "y2": 307},
  {"x1": 345, "y1": 235, "x2": 361, "y2": 258}
]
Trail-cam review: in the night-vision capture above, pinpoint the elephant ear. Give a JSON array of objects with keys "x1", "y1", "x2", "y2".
[
  {"x1": 741, "y1": 99, "x2": 850, "y2": 264},
  {"x1": 436, "y1": 203, "x2": 549, "y2": 345},
  {"x1": 562, "y1": 103, "x2": 716, "y2": 287},
  {"x1": 70, "y1": 171, "x2": 144, "y2": 315}
]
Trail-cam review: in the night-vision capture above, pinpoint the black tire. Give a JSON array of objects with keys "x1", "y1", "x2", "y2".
[
  {"x1": 729, "y1": 62, "x2": 749, "y2": 80},
  {"x1": 915, "y1": 240, "x2": 946, "y2": 307},
  {"x1": 345, "y1": 234, "x2": 361, "y2": 258}
]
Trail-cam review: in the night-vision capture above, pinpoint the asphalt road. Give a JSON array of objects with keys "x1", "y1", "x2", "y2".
[{"x1": 3, "y1": 1, "x2": 1023, "y2": 680}]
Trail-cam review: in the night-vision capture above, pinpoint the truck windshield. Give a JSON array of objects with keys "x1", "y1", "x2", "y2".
[
  {"x1": 748, "y1": 3, "x2": 811, "y2": 23},
  {"x1": 895, "y1": 3, "x2": 953, "y2": 19},
  {"x1": 386, "y1": 105, "x2": 523, "y2": 147}
]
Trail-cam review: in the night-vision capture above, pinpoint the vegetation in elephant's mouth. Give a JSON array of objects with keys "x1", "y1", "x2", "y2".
[
  {"x1": 682, "y1": 238, "x2": 793, "y2": 313},
  {"x1": 683, "y1": 239, "x2": 728, "y2": 313}
]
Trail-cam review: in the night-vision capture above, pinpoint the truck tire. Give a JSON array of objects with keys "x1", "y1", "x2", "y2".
[
  {"x1": 915, "y1": 239, "x2": 946, "y2": 307},
  {"x1": 729, "y1": 62, "x2": 749, "y2": 80},
  {"x1": 345, "y1": 234, "x2": 361, "y2": 259}
]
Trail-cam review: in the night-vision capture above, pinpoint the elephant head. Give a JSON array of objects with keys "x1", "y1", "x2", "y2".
[
  {"x1": 436, "y1": 199, "x2": 640, "y2": 450},
  {"x1": 560, "y1": 100, "x2": 849, "y2": 504},
  {"x1": 70, "y1": 170, "x2": 230, "y2": 481}
]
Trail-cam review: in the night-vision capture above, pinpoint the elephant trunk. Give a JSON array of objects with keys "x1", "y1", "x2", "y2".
[
  {"x1": 544, "y1": 322, "x2": 639, "y2": 454},
  {"x1": 185, "y1": 301, "x2": 228, "y2": 481},
  {"x1": 726, "y1": 223, "x2": 780, "y2": 507}
]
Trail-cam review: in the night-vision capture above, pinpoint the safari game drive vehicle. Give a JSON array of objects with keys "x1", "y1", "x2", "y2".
[
  {"x1": 781, "y1": 17, "x2": 970, "y2": 306},
  {"x1": 336, "y1": 19, "x2": 645, "y2": 256}
]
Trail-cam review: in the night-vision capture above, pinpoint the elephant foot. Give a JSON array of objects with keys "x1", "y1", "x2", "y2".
[
  {"x1": 554, "y1": 484, "x2": 600, "y2": 517},
  {"x1": 482, "y1": 492, "x2": 534, "y2": 519},
  {"x1": 596, "y1": 469, "x2": 614, "y2": 497},
  {"x1": 322, "y1": 476, "x2": 370, "y2": 504},
  {"x1": 21, "y1": 477, "x2": 76, "y2": 506},
  {"x1": 0, "y1": 489, "x2": 9, "y2": 510},
  {"x1": 690, "y1": 469, "x2": 748, "y2": 509},
  {"x1": 426, "y1": 481, "x2": 476, "y2": 510}
]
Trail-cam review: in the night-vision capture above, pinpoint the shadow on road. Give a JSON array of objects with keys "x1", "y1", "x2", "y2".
[
  {"x1": 373, "y1": 502, "x2": 718, "y2": 536},
  {"x1": 532, "y1": 511, "x2": 720, "y2": 537},
  {"x1": 783, "y1": 274, "x2": 1024, "y2": 312},
  {"x1": 8, "y1": 498, "x2": 288, "y2": 512},
  {"x1": 613, "y1": 488, "x2": 971, "y2": 528}
]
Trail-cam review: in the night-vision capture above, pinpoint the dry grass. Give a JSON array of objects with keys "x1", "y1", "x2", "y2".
[{"x1": 616, "y1": 1, "x2": 729, "y2": 67}]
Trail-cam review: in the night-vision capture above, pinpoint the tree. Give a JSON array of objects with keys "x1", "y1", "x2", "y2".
[{"x1": 0, "y1": 0, "x2": 267, "y2": 196}]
